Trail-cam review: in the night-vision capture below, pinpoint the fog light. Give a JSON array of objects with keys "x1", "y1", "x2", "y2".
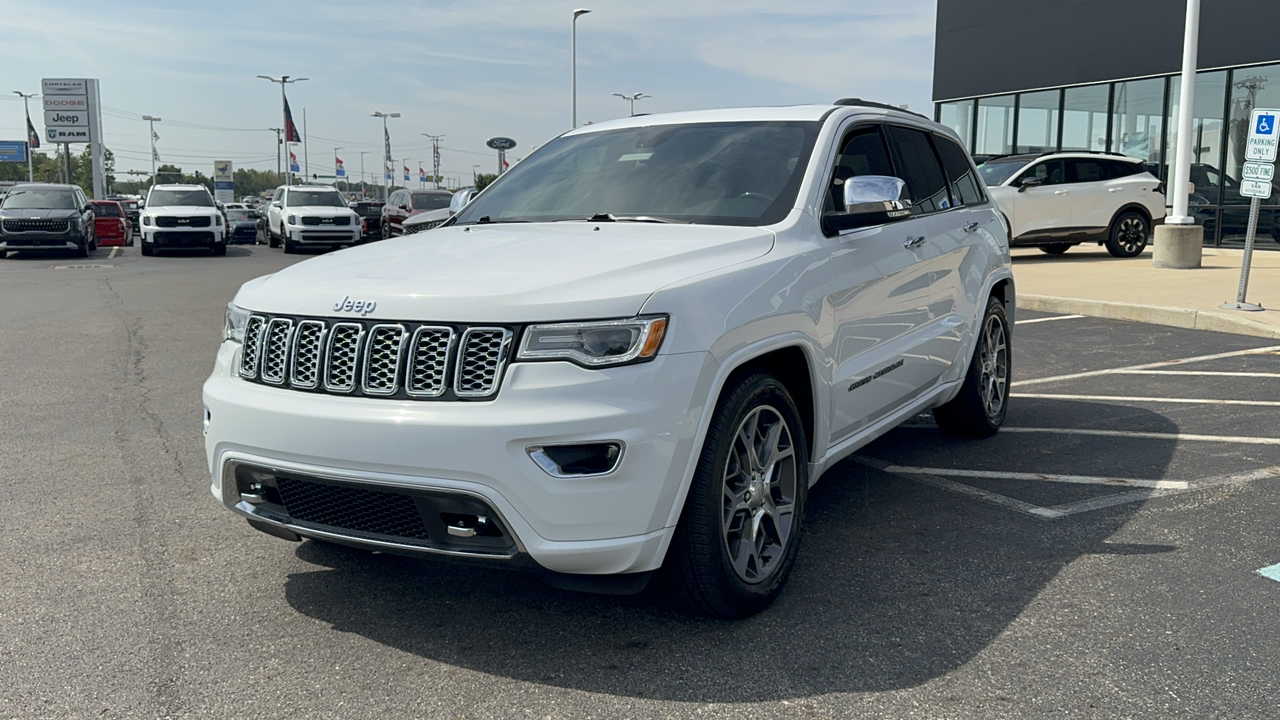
[
  {"x1": 202, "y1": 406, "x2": 211, "y2": 435},
  {"x1": 528, "y1": 442, "x2": 624, "y2": 478}
]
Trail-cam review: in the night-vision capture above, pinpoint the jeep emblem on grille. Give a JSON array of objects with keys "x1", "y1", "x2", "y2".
[{"x1": 333, "y1": 296, "x2": 377, "y2": 316}]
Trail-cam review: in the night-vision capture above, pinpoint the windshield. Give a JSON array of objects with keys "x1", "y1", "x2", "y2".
[
  {"x1": 2, "y1": 188, "x2": 78, "y2": 210},
  {"x1": 148, "y1": 188, "x2": 214, "y2": 207},
  {"x1": 412, "y1": 193, "x2": 451, "y2": 211},
  {"x1": 977, "y1": 160, "x2": 1029, "y2": 187},
  {"x1": 226, "y1": 209, "x2": 254, "y2": 222},
  {"x1": 453, "y1": 121, "x2": 820, "y2": 227},
  {"x1": 287, "y1": 190, "x2": 345, "y2": 207}
]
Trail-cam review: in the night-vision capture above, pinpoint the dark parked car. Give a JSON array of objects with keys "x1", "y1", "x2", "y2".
[
  {"x1": 0, "y1": 183, "x2": 97, "y2": 257},
  {"x1": 107, "y1": 194, "x2": 142, "y2": 229},
  {"x1": 380, "y1": 190, "x2": 451, "y2": 239},
  {"x1": 225, "y1": 207, "x2": 259, "y2": 244},
  {"x1": 350, "y1": 200, "x2": 384, "y2": 241}
]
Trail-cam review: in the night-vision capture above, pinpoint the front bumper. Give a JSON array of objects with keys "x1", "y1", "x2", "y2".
[
  {"x1": 145, "y1": 228, "x2": 224, "y2": 247},
  {"x1": 0, "y1": 235, "x2": 80, "y2": 250},
  {"x1": 203, "y1": 342, "x2": 715, "y2": 574},
  {"x1": 285, "y1": 226, "x2": 360, "y2": 245}
]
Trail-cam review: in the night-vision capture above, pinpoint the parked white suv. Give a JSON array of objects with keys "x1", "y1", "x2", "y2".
[
  {"x1": 264, "y1": 185, "x2": 361, "y2": 253},
  {"x1": 205, "y1": 101, "x2": 1015, "y2": 617},
  {"x1": 140, "y1": 184, "x2": 225, "y2": 256},
  {"x1": 979, "y1": 152, "x2": 1166, "y2": 257}
]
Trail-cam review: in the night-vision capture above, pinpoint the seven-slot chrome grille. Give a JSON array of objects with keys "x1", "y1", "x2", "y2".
[{"x1": 238, "y1": 314, "x2": 513, "y2": 401}]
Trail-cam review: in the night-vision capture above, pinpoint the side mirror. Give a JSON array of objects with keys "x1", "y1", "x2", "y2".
[
  {"x1": 823, "y1": 176, "x2": 912, "y2": 233},
  {"x1": 398, "y1": 203, "x2": 409, "y2": 210},
  {"x1": 1017, "y1": 176, "x2": 1043, "y2": 193},
  {"x1": 450, "y1": 188, "x2": 477, "y2": 213}
]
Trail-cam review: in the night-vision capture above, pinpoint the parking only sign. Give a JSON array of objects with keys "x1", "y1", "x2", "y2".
[{"x1": 1246, "y1": 109, "x2": 1280, "y2": 162}]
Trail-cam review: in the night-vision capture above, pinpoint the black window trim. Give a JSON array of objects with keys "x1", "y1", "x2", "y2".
[
  {"x1": 931, "y1": 131, "x2": 991, "y2": 208},
  {"x1": 884, "y1": 122, "x2": 959, "y2": 217}
]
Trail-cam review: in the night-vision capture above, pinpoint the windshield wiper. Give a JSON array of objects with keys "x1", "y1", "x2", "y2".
[
  {"x1": 586, "y1": 212, "x2": 688, "y2": 224},
  {"x1": 459, "y1": 215, "x2": 531, "y2": 226}
]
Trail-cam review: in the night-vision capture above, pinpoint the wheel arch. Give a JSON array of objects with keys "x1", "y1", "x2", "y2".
[
  {"x1": 1108, "y1": 202, "x2": 1153, "y2": 230},
  {"x1": 720, "y1": 345, "x2": 818, "y2": 463}
]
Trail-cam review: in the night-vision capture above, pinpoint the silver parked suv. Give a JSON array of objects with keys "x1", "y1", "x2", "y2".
[{"x1": 206, "y1": 99, "x2": 1015, "y2": 617}]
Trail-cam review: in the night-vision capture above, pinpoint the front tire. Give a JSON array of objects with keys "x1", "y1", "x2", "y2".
[
  {"x1": 211, "y1": 242, "x2": 227, "y2": 256},
  {"x1": 283, "y1": 237, "x2": 296, "y2": 254},
  {"x1": 933, "y1": 295, "x2": 1010, "y2": 438},
  {"x1": 1106, "y1": 211, "x2": 1149, "y2": 258},
  {"x1": 74, "y1": 238, "x2": 89, "y2": 258},
  {"x1": 380, "y1": 221, "x2": 391, "y2": 241},
  {"x1": 140, "y1": 242, "x2": 154, "y2": 256},
  {"x1": 661, "y1": 372, "x2": 808, "y2": 618}
]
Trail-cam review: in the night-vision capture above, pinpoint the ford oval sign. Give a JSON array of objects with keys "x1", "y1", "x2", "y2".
[{"x1": 486, "y1": 137, "x2": 516, "y2": 151}]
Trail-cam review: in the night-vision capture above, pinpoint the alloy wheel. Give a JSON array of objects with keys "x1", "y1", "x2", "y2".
[
  {"x1": 979, "y1": 313, "x2": 1009, "y2": 419},
  {"x1": 1117, "y1": 216, "x2": 1147, "y2": 254},
  {"x1": 720, "y1": 405, "x2": 798, "y2": 584}
]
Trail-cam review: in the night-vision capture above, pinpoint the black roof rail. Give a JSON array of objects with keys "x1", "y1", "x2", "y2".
[
  {"x1": 1036, "y1": 149, "x2": 1130, "y2": 158},
  {"x1": 833, "y1": 98, "x2": 930, "y2": 120}
]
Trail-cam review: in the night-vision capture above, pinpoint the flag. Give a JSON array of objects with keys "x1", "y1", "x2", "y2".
[
  {"x1": 403, "y1": 165, "x2": 410, "y2": 182},
  {"x1": 283, "y1": 97, "x2": 301, "y2": 143},
  {"x1": 384, "y1": 127, "x2": 392, "y2": 163},
  {"x1": 26, "y1": 114, "x2": 40, "y2": 149},
  {"x1": 419, "y1": 167, "x2": 426, "y2": 183},
  {"x1": 289, "y1": 150, "x2": 300, "y2": 173},
  {"x1": 385, "y1": 163, "x2": 392, "y2": 181},
  {"x1": 152, "y1": 129, "x2": 159, "y2": 141},
  {"x1": 335, "y1": 157, "x2": 345, "y2": 177},
  {"x1": 153, "y1": 148, "x2": 160, "y2": 162}
]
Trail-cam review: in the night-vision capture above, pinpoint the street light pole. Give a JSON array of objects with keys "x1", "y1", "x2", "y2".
[
  {"x1": 359, "y1": 151, "x2": 369, "y2": 198},
  {"x1": 572, "y1": 8, "x2": 591, "y2": 128},
  {"x1": 422, "y1": 133, "x2": 444, "y2": 188},
  {"x1": 612, "y1": 92, "x2": 650, "y2": 116},
  {"x1": 142, "y1": 115, "x2": 161, "y2": 189},
  {"x1": 371, "y1": 111, "x2": 400, "y2": 200},
  {"x1": 257, "y1": 75, "x2": 309, "y2": 187},
  {"x1": 13, "y1": 91, "x2": 37, "y2": 181},
  {"x1": 269, "y1": 127, "x2": 283, "y2": 180}
]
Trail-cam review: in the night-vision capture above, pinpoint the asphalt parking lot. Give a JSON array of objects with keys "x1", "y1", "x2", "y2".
[{"x1": 1, "y1": 245, "x2": 1278, "y2": 719}]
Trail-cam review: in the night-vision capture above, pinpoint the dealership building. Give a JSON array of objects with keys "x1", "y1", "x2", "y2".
[{"x1": 933, "y1": 0, "x2": 1280, "y2": 246}]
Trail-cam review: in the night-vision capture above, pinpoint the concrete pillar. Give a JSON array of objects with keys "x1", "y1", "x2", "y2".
[{"x1": 1153, "y1": 224, "x2": 1204, "y2": 269}]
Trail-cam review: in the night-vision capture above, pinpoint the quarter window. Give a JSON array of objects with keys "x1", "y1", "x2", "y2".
[
  {"x1": 886, "y1": 126, "x2": 952, "y2": 214},
  {"x1": 934, "y1": 136, "x2": 985, "y2": 206}
]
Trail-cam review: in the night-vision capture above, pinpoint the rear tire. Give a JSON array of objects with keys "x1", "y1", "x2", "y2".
[
  {"x1": 660, "y1": 372, "x2": 808, "y2": 618},
  {"x1": 1039, "y1": 243, "x2": 1071, "y2": 255},
  {"x1": 1105, "y1": 211, "x2": 1149, "y2": 258},
  {"x1": 933, "y1": 295, "x2": 1010, "y2": 438}
]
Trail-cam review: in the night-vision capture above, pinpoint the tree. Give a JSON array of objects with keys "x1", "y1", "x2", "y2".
[{"x1": 475, "y1": 173, "x2": 499, "y2": 191}]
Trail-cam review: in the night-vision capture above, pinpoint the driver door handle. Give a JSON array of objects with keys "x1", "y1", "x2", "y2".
[
  {"x1": 903, "y1": 236, "x2": 926, "y2": 249},
  {"x1": 963, "y1": 222, "x2": 980, "y2": 233},
  {"x1": 1053, "y1": 190, "x2": 1069, "y2": 195}
]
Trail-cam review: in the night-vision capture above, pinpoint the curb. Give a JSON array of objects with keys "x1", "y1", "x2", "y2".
[{"x1": 1019, "y1": 294, "x2": 1280, "y2": 339}]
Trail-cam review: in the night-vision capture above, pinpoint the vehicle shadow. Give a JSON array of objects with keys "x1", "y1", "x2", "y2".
[
  {"x1": 148, "y1": 246, "x2": 254, "y2": 258},
  {"x1": 1010, "y1": 248, "x2": 1151, "y2": 264},
  {"x1": 282, "y1": 400, "x2": 1177, "y2": 702}
]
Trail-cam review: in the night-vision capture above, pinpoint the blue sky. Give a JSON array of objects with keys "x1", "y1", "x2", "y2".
[{"x1": 0, "y1": 0, "x2": 936, "y2": 185}]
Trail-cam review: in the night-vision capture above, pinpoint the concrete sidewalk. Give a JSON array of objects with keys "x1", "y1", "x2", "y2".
[{"x1": 1012, "y1": 244, "x2": 1280, "y2": 338}]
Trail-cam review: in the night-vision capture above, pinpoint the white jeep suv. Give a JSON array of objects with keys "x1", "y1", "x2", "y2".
[
  {"x1": 979, "y1": 152, "x2": 1166, "y2": 257},
  {"x1": 205, "y1": 101, "x2": 1015, "y2": 617},
  {"x1": 264, "y1": 185, "x2": 361, "y2": 253},
  {"x1": 140, "y1": 184, "x2": 225, "y2": 256}
]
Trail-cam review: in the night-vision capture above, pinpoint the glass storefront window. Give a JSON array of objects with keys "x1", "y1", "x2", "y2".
[
  {"x1": 975, "y1": 95, "x2": 1015, "y2": 156},
  {"x1": 1166, "y1": 70, "x2": 1227, "y2": 205},
  {"x1": 1061, "y1": 84, "x2": 1110, "y2": 151},
  {"x1": 1226, "y1": 63, "x2": 1280, "y2": 206},
  {"x1": 938, "y1": 100, "x2": 976, "y2": 151},
  {"x1": 1015, "y1": 90, "x2": 1060, "y2": 153},
  {"x1": 1111, "y1": 77, "x2": 1166, "y2": 165},
  {"x1": 1221, "y1": 206, "x2": 1280, "y2": 246}
]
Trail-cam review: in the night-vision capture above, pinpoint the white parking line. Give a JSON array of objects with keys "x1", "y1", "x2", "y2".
[
  {"x1": 1012, "y1": 345, "x2": 1280, "y2": 387},
  {"x1": 1113, "y1": 370, "x2": 1280, "y2": 378},
  {"x1": 882, "y1": 465, "x2": 1188, "y2": 489},
  {"x1": 999, "y1": 427, "x2": 1280, "y2": 446},
  {"x1": 1257, "y1": 563, "x2": 1280, "y2": 583},
  {"x1": 1012, "y1": 393, "x2": 1280, "y2": 407},
  {"x1": 108, "y1": 246, "x2": 119, "y2": 259},
  {"x1": 1016, "y1": 314, "x2": 1084, "y2": 325}
]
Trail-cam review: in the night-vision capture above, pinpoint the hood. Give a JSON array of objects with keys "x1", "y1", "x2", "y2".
[
  {"x1": 235, "y1": 222, "x2": 775, "y2": 322},
  {"x1": 403, "y1": 208, "x2": 451, "y2": 227},
  {"x1": 288, "y1": 205, "x2": 357, "y2": 217},
  {"x1": 0, "y1": 208, "x2": 80, "y2": 219},
  {"x1": 147, "y1": 206, "x2": 221, "y2": 215}
]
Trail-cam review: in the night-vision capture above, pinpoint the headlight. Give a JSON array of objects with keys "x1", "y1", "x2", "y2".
[
  {"x1": 224, "y1": 303, "x2": 251, "y2": 343},
  {"x1": 287, "y1": 214, "x2": 298, "y2": 225},
  {"x1": 142, "y1": 216, "x2": 152, "y2": 226},
  {"x1": 517, "y1": 316, "x2": 668, "y2": 367},
  {"x1": 215, "y1": 215, "x2": 223, "y2": 226}
]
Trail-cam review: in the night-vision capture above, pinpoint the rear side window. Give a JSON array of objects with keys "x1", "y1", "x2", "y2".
[
  {"x1": 934, "y1": 136, "x2": 984, "y2": 206},
  {"x1": 1068, "y1": 159, "x2": 1112, "y2": 183},
  {"x1": 886, "y1": 126, "x2": 952, "y2": 214}
]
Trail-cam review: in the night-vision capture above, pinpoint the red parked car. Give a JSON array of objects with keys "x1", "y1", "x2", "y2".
[
  {"x1": 90, "y1": 200, "x2": 133, "y2": 247},
  {"x1": 379, "y1": 189, "x2": 452, "y2": 239}
]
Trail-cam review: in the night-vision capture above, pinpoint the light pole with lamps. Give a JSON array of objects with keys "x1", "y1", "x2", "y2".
[
  {"x1": 13, "y1": 91, "x2": 37, "y2": 181},
  {"x1": 256, "y1": 75, "x2": 309, "y2": 186},
  {"x1": 612, "y1": 92, "x2": 650, "y2": 117},
  {"x1": 142, "y1": 115, "x2": 161, "y2": 189},
  {"x1": 472, "y1": 164, "x2": 480, "y2": 184},
  {"x1": 371, "y1": 111, "x2": 400, "y2": 200},
  {"x1": 572, "y1": 8, "x2": 591, "y2": 128}
]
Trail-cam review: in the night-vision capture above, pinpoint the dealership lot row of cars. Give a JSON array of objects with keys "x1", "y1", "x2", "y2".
[{"x1": 0, "y1": 182, "x2": 478, "y2": 259}]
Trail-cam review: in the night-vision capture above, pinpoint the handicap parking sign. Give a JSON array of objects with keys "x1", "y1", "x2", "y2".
[{"x1": 1256, "y1": 114, "x2": 1275, "y2": 136}]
